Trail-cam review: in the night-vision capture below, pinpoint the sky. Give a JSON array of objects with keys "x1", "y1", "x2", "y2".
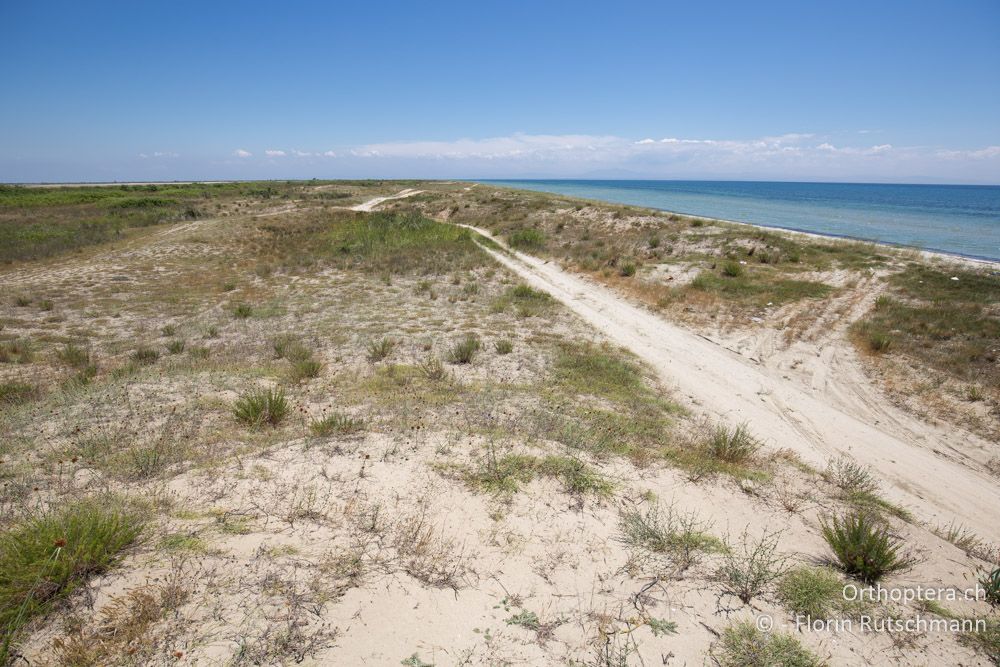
[{"x1": 1, "y1": 0, "x2": 999, "y2": 184}]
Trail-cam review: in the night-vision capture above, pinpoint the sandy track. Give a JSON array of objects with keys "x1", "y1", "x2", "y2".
[
  {"x1": 350, "y1": 188, "x2": 423, "y2": 211},
  {"x1": 458, "y1": 223, "x2": 1000, "y2": 538}
]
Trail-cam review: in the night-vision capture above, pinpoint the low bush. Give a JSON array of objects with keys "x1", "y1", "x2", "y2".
[
  {"x1": 821, "y1": 510, "x2": 915, "y2": 583},
  {"x1": 716, "y1": 529, "x2": 790, "y2": 604}
]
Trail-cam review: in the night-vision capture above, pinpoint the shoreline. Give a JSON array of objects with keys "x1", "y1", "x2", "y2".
[{"x1": 477, "y1": 181, "x2": 1000, "y2": 269}]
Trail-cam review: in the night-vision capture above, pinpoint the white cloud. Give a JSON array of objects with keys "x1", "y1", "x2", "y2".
[
  {"x1": 233, "y1": 149, "x2": 252, "y2": 158},
  {"x1": 139, "y1": 151, "x2": 178, "y2": 159},
  {"x1": 220, "y1": 134, "x2": 1000, "y2": 181}
]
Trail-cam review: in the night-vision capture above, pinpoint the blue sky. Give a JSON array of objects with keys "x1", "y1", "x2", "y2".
[{"x1": 2, "y1": 0, "x2": 999, "y2": 183}]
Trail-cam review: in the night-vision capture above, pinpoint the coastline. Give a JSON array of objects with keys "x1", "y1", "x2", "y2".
[{"x1": 477, "y1": 180, "x2": 1000, "y2": 270}]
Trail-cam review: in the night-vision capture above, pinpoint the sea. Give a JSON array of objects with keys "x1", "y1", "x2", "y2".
[{"x1": 484, "y1": 180, "x2": 1000, "y2": 263}]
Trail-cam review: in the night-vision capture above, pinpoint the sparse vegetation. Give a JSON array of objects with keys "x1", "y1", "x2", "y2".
[
  {"x1": 233, "y1": 302, "x2": 253, "y2": 319},
  {"x1": 618, "y1": 502, "x2": 723, "y2": 573},
  {"x1": 716, "y1": 529, "x2": 790, "y2": 604},
  {"x1": 309, "y1": 412, "x2": 364, "y2": 437}
]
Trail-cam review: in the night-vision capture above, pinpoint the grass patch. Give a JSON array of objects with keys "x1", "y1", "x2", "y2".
[
  {"x1": 462, "y1": 448, "x2": 610, "y2": 497},
  {"x1": 447, "y1": 334, "x2": 480, "y2": 364},
  {"x1": 0, "y1": 381, "x2": 37, "y2": 405},
  {"x1": 853, "y1": 265, "x2": 1000, "y2": 387},
  {"x1": 508, "y1": 228, "x2": 545, "y2": 250},
  {"x1": 0, "y1": 498, "x2": 145, "y2": 662},
  {"x1": 234, "y1": 387, "x2": 289, "y2": 428},
  {"x1": 130, "y1": 347, "x2": 159, "y2": 365},
  {"x1": 309, "y1": 413, "x2": 364, "y2": 437},
  {"x1": 553, "y1": 342, "x2": 644, "y2": 401},
  {"x1": 778, "y1": 565, "x2": 864, "y2": 620},
  {"x1": 55, "y1": 344, "x2": 91, "y2": 369},
  {"x1": 329, "y1": 210, "x2": 480, "y2": 274},
  {"x1": 706, "y1": 423, "x2": 761, "y2": 463},
  {"x1": 689, "y1": 269, "x2": 832, "y2": 307},
  {"x1": 714, "y1": 620, "x2": 824, "y2": 667},
  {"x1": 0, "y1": 338, "x2": 34, "y2": 364},
  {"x1": 490, "y1": 283, "x2": 552, "y2": 317},
  {"x1": 494, "y1": 338, "x2": 514, "y2": 355}
]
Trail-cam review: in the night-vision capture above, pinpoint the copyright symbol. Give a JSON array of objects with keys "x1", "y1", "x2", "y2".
[{"x1": 756, "y1": 614, "x2": 774, "y2": 632}]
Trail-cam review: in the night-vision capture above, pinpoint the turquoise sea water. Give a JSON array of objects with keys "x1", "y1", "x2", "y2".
[{"x1": 485, "y1": 180, "x2": 1000, "y2": 262}]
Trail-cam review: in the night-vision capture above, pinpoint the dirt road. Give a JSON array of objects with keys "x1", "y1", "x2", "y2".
[{"x1": 458, "y1": 222, "x2": 1000, "y2": 538}]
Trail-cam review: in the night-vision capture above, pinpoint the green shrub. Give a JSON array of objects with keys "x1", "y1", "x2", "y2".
[
  {"x1": 714, "y1": 620, "x2": 824, "y2": 667},
  {"x1": 821, "y1": 510, "x2": 915, "y2": 583},
  {"x1": 494, "y1": 338, "x2": 514, "y2": 355},
  {"x1": 707, "y1": 423, "x2": 760, "y2": 463},
  {"x1": 619, "y1": 261, "x2": 637, "y2": 277},
  {"x1": 166, "y1": 339, "x2": 186, "y2": 355},
  {"x1": 366, "y1": 337, "x2": 395, "y2": 363},
  {"x1": 722, "y1": 261, "x2": 745, "y2": 278},
  {"x1": 417, "y1": 355, "x2": 449, "y2": 381},
  {"x1": 233, "y1": 303, "x2": 253, "y2": 319},
  {"x1": 448, "y1": 334, "x2": 481, "y2": 364},
  {"x1": 868, "y1": 331, "x2": 892, "y2": 352},
  {"x1": 982, "y1": 567, "x2": 1000, "y2": 608},
  {"x1": 234, "y1": 387, "x2": 289, "y2": 428},
  {"x1": 0, "y1": 499, "x2": 145, "y2": 662}
]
